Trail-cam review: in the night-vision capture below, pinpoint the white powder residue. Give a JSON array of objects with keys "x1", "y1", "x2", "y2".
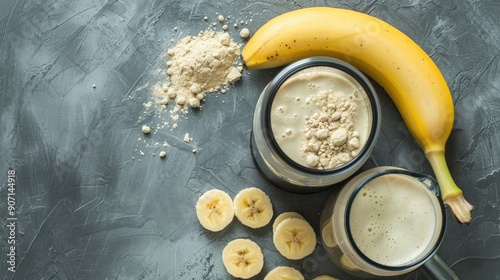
[{"x1": 301, "y1": 91, "x2": 361, "y2": 169}]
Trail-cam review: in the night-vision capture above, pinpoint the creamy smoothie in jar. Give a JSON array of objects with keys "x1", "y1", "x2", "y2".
[
  {"x1": 320, "y1": 167, "x2": 450, "y2": 278},
  {"x1": 270, "y1": 67, "x2": 372, "y2": 170},
  {"x1": 250, "y1": 57, "x2": 381, "y2": 193}
]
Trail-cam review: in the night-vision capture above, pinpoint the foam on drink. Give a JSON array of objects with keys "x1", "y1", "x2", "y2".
[{"x1": 349, "y1": 174, "x2": 439, "y2": 266}]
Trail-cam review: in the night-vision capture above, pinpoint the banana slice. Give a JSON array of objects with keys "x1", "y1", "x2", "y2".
[
  {"x1": 264, "y1": 266, "x2": 304, "y2": 280},
  {"x1": 233, "y1": 187, "x2": 273, "y2": 228},
  {"x1": 195, "y1": 189, "x2": 234, "y2": 232},
  {"x1": 273, "y1": 218, "x2": 316, "y2": 260},
  {"x1": 222, "y1": 239, "x2": 264, "y2": 279},
  {"x1": 321, "y1": 217, "x2": 337, "y2": 248},
  {"x1": 340, "y1": 254, "x2": 361, "y2": 271},
  {"x1": 312, "y1": 275, "x2": 339, "y2": 280},
  {"x1": 272, "y1": 212, "x2": 305, "y2": 233}
]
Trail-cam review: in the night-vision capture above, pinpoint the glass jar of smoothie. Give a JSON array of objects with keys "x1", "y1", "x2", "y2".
[
  {"x1": 251, "y1": 57, "x2": 381, "y2": 193},
  {"x1": 320, "y1": 166, "x2": 459, "y2": 279}
]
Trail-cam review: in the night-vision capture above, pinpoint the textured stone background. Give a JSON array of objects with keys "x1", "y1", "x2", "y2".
[{"x1": 1, "y1": 0, "x2": 499, "y2": 279}]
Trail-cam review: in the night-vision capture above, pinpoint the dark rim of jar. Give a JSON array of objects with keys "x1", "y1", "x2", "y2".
[
  {"x1": 344, "y1": 169, "x2": 446, "y2": 271},
  {"x1": 261, "y1": 56, "x2": 380, "y2": 175}
]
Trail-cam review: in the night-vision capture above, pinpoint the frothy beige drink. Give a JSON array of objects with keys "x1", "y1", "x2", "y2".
[
  {"x1": 320, "y1": 167, "x2": 449, "y2": 278},
  {"x1": 270, "y1": 66, "x2": 372, "y2": 169},
  {"x1": 349, "y1": 174, "x2": 439, "y2": 266}
]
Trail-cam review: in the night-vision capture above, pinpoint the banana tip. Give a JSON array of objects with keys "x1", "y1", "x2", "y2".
[{"x1": 445, "y1": 194, "x2": 474, "y2": 224}]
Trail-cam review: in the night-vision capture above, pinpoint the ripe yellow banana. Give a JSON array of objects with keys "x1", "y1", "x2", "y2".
[{"x1": 242, "y1": 7, "x2": 473, "y2": 223}]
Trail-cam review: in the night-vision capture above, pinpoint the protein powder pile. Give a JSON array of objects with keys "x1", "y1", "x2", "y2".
[
  {"x1": 135, "y1": 13, "x2": 254, "y2": 160},
  {"x1": 301, "y1": 90, "x2": 361, "y2": 169},
  {"x1": 157, "y1": 30, "x2": 242, "y2": 112}
]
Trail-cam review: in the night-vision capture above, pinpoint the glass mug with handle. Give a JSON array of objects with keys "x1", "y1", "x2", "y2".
[{"x1": 320, "y1": 167, "x2": 459, "y2": 279}]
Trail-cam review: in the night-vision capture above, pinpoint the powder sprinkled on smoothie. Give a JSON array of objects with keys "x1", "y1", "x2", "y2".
[
  {"x1": 270, "y1": 67, "x2": 371, "y2": 170},
  {"x1": 301, "y1": 91, "x2": 360, "y2": 169}
]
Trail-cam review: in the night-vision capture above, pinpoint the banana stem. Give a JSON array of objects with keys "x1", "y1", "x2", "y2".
[{"x1": 426, "y1": 150, "x2": 473, "y2": 224}]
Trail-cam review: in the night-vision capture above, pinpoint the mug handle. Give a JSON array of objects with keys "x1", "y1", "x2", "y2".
[{"x1": 421, "y1": 254, "x2": 460, "y2": 280}]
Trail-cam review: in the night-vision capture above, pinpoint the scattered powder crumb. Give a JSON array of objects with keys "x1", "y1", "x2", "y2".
[
  {"x1": 226, "y1": 67, "x2": 242, "y2": 84},
  {"x1": 159, "y1": 151, "x2": 167, "y2": 158},
  {"x1": 188, "y1": 97, "x2": 201, "y2": 108},
  {"x1": 203, "y1": 16, "x2": 208, "y2": 21},
  {"x1": 183, "y1": 133, "x2": 191, "y2": 143},
  {"x1": 142, "y1": 125, "x2": 151, "y2": 134},
  {"x1": 301, "y1": 91, "x2": 360, "y2": 169},
  {"x1": 144, "y1": 101, "x2": 153, "y2": 108},
  {"x1": 92, "y1": 84, "x2": 96, "y2": 88},
  {"x1": 239, "y1": 28, "x2": 250, "y2": 39},
  {"x1": 222, "y1": 24, "x2": 228, "y2": 31},
  {"x1": 218, "y1": 15, "x2": 225, "y2": 22}
]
